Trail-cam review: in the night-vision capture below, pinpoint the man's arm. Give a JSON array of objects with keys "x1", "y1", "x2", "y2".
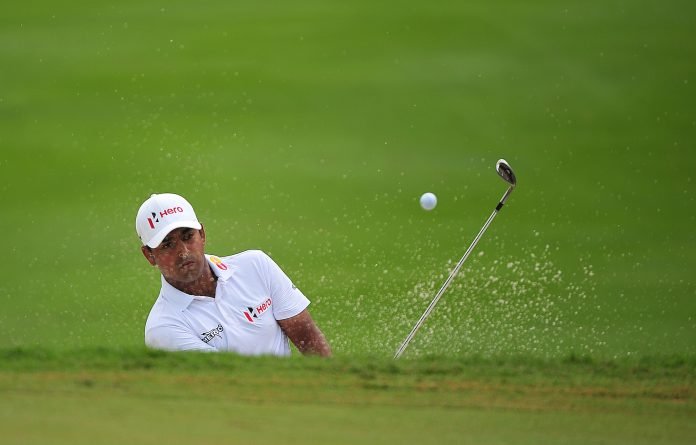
[{"x1": 277, "y1": 309, "x2": 332, "y2": 357}]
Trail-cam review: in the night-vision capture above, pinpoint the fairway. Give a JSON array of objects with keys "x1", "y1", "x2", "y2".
[{"x1": 1, "y1": 0, "x2": 695, "y2": 443}]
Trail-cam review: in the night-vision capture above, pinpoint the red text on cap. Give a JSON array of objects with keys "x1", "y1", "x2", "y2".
[{"x1": 160, "y1": 206, "x2": 184, "y2": 218}]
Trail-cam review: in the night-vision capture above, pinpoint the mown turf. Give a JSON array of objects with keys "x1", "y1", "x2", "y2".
[{"x1": 1, "y1": 349, "x2": 695, "y2": 444}]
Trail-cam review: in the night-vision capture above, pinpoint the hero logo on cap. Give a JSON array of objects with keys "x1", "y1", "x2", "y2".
[
  {"x1": 147, "y1": 207, "x2": 184, "y2": 229},
  {"x1": 147, "y1": 212, "x2": 159, "y2": 229},
  {"x1": 135, "y1": 193, "x2": 202, "y2": 248}
]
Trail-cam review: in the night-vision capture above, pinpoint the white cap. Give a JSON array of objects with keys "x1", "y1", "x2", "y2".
[{"x1": 135, "y1": 193, "x2": 202, "y2": 248}]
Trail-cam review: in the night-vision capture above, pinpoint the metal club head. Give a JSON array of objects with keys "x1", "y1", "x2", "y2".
[{"x1": 496, "y1": 159, "x2": 517, "y2": 187}]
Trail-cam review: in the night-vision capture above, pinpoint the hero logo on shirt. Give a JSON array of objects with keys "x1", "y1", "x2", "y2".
[
  {"x1": 243, "y1": 298, "x2": 272, "y2": 323},
  {"x1": 200, "y1": 324, "x2": 224, "y2": 343}
]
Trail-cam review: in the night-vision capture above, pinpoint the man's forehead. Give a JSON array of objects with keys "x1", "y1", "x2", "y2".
[{"x1": 162, "y1": 227, "x2": 195, "y2": 241}]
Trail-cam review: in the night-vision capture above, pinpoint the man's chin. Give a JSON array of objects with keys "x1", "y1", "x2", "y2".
[
  {"x1": 165, "y1": 265, "x2": 204, "y2": 285},
  {"x1": 179, "y1": 268, "x2": 204, "y2": 283}
]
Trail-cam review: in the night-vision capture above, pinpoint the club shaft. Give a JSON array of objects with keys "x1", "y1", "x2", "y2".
[{"x1": 394, "y1": 186, "x2": 513, "y2": 359}]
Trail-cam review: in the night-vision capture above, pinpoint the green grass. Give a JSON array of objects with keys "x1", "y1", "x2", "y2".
[
  {"x1": 1, "y1": 0, "x2": 696, "y2": 443},
  {"x1": 1, "y1": 349, "x2": 695, "y2": 444}
]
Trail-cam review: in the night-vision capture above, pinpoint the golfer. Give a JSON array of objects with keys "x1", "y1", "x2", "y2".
[{"x1": 135, "y1": 193, "x2": 331, "y2": 356}]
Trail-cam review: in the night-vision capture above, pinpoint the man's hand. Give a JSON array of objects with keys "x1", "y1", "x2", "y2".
[{"x1": 277, "y1": 310, "x2": 332, "y2": 357}]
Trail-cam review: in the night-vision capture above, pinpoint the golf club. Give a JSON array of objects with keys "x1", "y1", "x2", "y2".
[{"x1": 394, "y1": 159, "x2": 517, "y2": 359}]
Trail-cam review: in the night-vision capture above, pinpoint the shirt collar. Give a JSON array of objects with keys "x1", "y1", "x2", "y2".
[
  {"x1": 159, "y1": 254, "x2": 232, "y2": 312},
  {"x1": 205, "y1": 254, "x2": 233, "y2": 281},
  {"x1": 160, "y1": 276, "x2": 197, "y2": 312}
]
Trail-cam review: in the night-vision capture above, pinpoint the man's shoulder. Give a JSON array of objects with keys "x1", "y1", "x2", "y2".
[
  {"x1": 215, "y1": 249, "x2": 270, "y2": 269},
  {"x1": 145, "y1": 294, "x2": 184, "y2": 331},
  {"x1": 218, "y1": 249, "x2": 268, "y2": 262}
]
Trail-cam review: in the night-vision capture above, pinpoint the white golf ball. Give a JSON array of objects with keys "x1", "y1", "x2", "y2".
[{"x1": 420, "y1": 192, "x2": 437, "y2": 211}]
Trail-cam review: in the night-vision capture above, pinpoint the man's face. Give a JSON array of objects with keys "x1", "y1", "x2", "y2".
[{"x1": 141, "y1": 226, "x2": 208, "y2": 286}]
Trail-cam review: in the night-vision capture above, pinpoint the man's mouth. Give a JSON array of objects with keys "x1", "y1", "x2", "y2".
[{"x1": 179, "y1": 259, "x2": 196, "y2": 269}]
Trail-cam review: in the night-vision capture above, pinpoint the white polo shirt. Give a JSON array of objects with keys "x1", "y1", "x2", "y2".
[{"x1": 144, "y1": 250, "x2": 310, "y2": 356}]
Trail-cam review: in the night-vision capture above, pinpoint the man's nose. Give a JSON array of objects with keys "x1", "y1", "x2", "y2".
[{"x1": 177, "y1": 241, "x2": 190, "y2": 257}]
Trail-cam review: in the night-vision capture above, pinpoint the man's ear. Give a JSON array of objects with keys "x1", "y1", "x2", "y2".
[
  {"x1": 199, "y1": 224, "x2": 206, "y2": 244},
  {"x1": 141, "y1": 245, "x2": 156, "y2": 266}
]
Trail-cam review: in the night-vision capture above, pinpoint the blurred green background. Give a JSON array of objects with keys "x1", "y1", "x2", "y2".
[{"x1": 1, "y1": 0, "x2": 694, "y2": 358}]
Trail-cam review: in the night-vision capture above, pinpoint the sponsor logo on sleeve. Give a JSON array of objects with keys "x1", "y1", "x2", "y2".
[{"x1": 200, "y1": 324, "x2": 224, "y2": 343}]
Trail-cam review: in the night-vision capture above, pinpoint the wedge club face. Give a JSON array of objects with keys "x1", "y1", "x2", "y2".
[{"x1": 496, "y1": 159, "x2": 517, "y2": 186}]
